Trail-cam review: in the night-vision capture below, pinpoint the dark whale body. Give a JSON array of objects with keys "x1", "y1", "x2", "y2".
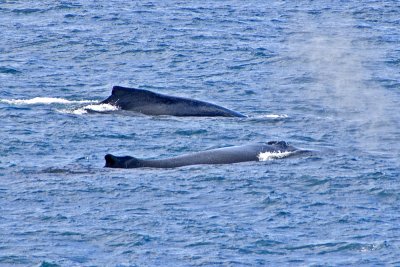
[
  {"x1": 100, "y1": 86, "x2": 245, "y2": 117},
  {"x1": 105, "y1": 141, "x2": 308, "y2": 169}
]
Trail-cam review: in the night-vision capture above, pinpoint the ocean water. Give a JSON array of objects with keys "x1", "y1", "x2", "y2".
[{"x1": 1, "y1": 0, "x2": 400, "y2": 266}]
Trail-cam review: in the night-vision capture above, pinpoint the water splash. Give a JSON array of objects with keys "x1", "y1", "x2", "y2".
[
  {"x1": 258, "y1": 151, "x2": 294, "y2": 161},
  {"x1": 63, "y1": 103, "x2": 119, "y2": 115},
  {"x1": 255, "y1": 114, "x2": 289, "y2": 119}
]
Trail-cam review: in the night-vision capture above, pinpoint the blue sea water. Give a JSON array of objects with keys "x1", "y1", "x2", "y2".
[{"x1": 1, "y1": 0, "x2": 400, "y2": 266}]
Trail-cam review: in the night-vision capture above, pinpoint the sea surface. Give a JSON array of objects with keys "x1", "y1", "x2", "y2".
[{"x1": 1, "y1": 1, "x2": 400, "y2": 266}]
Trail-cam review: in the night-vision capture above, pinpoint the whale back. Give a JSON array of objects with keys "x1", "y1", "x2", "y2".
[
  {"x1": 101, "y1": 86, "x2": 162, "y2": 110},
  {"x1": 104, "y1": 141, "x2": 302, "y2": 169},
  {"x1": 101, "y1": 86, "x2": 245, "y2": 117}
]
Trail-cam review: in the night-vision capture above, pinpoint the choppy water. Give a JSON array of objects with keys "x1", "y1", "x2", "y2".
[{"x1": 1, "y1": 1, "x2": 400, "y2": 266}]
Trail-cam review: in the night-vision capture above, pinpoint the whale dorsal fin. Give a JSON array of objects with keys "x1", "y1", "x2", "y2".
[{"x1": 267, "y1": 141, "x2": 289, "y2": 148}]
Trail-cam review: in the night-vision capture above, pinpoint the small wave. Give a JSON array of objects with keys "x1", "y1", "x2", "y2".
[
  {"x1": 0, "y1": 67, "x2": 21, "y2": 74},
  {"x1": 62, "y1": 103, "x2": 119, "y2": 115},
  {"x1": 0, "y1": 97, "x2": 96, "y2": 105},
  {"x1": 258, "y1": 151, "x2": 294, "y2": 161}
]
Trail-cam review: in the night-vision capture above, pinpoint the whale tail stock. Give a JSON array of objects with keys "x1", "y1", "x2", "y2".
[{"x1": 105, "y1": 154, "x2": 141, "y2": 168}]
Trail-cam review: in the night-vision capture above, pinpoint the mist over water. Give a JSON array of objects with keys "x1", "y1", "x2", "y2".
[{"x1": 285, "y1": 11, "x2": 399, "y2": 155}]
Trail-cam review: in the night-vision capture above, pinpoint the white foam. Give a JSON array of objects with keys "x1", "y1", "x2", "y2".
[
  {"x1": 0, "y1": 97, "x2": 96, "y2": 105},
  {"x1": 255, "y1": 114, "x2": 289, "y2": 119},
  {"x1": 64, "y1": 103, "x2": 119, "y2": 115},
  {"x1": 258, "y1": 150, "x2": 294, "y2": 161}
]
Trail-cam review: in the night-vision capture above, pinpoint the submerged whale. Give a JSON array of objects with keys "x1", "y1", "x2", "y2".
[
  {"x1": 100, "y1": 86, "x2": 245, "y2": 117},
  {"x1": 105, "y1": 141, "x2": 308, "y2": 169}
]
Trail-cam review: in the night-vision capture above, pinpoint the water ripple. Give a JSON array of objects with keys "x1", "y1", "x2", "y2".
[{"x1": 0, "y1": 0, "x2": 399, "y2": 266}]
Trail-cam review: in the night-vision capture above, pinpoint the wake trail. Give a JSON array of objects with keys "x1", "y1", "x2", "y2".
[
  {"x1": 0, "y1": 97, "x2": 119, "y2": 115},
  {"x1": 0, "y1": 97, "x2": 97, "y2": 105}
]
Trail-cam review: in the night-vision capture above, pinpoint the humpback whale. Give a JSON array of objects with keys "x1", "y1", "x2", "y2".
[
  {"x1": 105, "y1": 141, "x2": 308, "y2": 169},
  {"x1": 100, "y1": 86, "x2": 245, "y2": 117}
]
